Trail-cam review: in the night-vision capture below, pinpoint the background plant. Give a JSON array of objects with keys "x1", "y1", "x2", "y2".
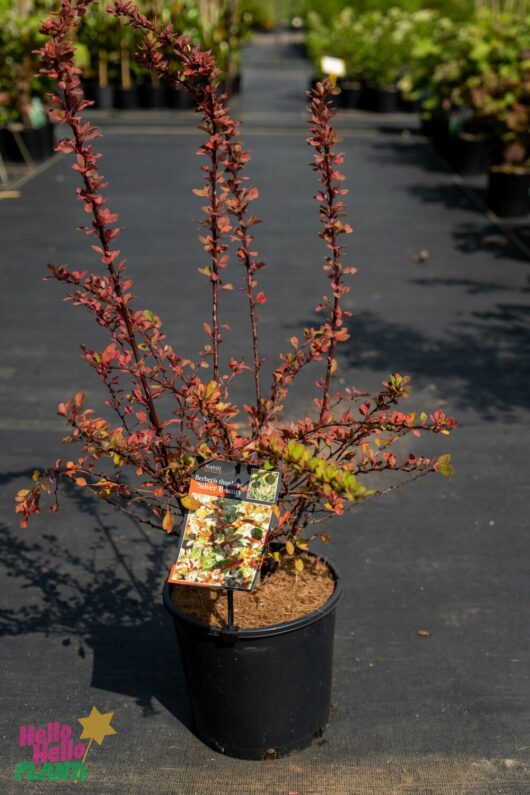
[
  {"x1": 16, "y1": 0, "x2": 456, "y2": 568},
  {"x1": 412, "y1": 10, "x2": 530, "y2": 125},
  {"x1": 0, "y1": 0, "x2": 54, "y2": 126}
]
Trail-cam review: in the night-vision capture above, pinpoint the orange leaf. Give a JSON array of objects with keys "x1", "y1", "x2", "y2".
[
  {"x1": 162, "y1": 510, "x2": 174, "y2": 533},
  {"x1": 182, "y1": 495, "x2": 201, "y2": 511}
]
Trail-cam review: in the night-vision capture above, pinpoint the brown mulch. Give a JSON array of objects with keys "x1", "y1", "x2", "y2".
[{"x1": 169, "y1": 554, "x2": 336, "y2": 629}]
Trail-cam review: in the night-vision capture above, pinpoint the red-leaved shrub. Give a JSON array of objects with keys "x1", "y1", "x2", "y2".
[{"x1": 16, "y1": 0, "x2": 456, "y2": 563}]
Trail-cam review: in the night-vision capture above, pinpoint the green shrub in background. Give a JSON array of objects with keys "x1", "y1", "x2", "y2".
[
  {"x1": 406, "y1": 10, "x2": 530, "y2": 121},
  {"x1": 0, "y1": 0, "x2": 266, "y2": 127},
  {"x1": 305, "y1": 1, "x2": 530, "y2": 146},
  {"x1": 306, "y1": 5, "x2": 449, "y2": 88},
  {"x1": 0, "y1": 1, "x2": 55, "y2": 126},
  {"x1": 294, "y1": 0, "x2": 473, "y2": 24}
]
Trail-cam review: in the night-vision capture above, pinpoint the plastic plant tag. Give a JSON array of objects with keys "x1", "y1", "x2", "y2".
[
  {"x1": 168, "y1": 460, "x2": 281, "y2": 591},
  {"x1": 320, "y1": 55, "x2": 346, "y2": 78},
  {"x1": 28, "y1": 98, "x2": 48, "y2": 129}
]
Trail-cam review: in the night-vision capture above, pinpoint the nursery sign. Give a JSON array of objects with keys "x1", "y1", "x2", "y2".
[{"x1": 168, "y1": 460, "x2": 281, "y2": 591}]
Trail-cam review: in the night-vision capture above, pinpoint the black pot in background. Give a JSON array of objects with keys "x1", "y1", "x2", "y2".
[
  {"x1": 163, "y1": 555, "x2": 342, "y2": 760},
  {"x1": 113, "y1": 87, "x2": 138, "y2": 110},
  {"x1": 45, "y1": 120, "x2": 55, "y2": 154},
  {"x1": 487, "y1": 167, "x2": 530, "y2": 217},
  {"x1": 0, "y1": 128, "x2": 8, "y2": 160},
  {"x1": 338, "y1": 79, "x2": 361, "y2": 109},
  {"x1": 81, "y1": 78, "x2": 96, "y2": 103},
  {"x1": 426, "y1": 113, "x2": 451, "y2": 158},
  {"x1": 360, "y1": 85, "x2": 400, "y2": 113},
  {"x1": 2, "y1": 121, "x2": 55, "y2": 163},
  {"x1": 232, "y1": 72, "x2": 242, "y2": 95},
  {"x1": 164, "y1": 84, "x2": 195, "y2": 110},
  {"x1": 217, "y1": 73, "x2": 242, "y2": 98},
  {"x1": 136, "y1": 83, "x2": 165, "y2": 109},
  {"x1": 399, "y1": 95, "x2": 421, "y2": 113},
  {"x1": 450, "y1": 132, "x2": 491, "y2": 176},
  {"x1": 93, "y1": 85, "x2": 115, "y2": 110}
]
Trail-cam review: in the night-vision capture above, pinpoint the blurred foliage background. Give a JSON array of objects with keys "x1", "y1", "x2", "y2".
[{"x1": 1, "y1": 0, "x2": 529, "y2": 173}]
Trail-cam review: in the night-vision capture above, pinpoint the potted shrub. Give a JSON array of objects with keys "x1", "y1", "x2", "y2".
[
  {"x1": 413, "y1": 10, "x2": 530, "y2": 173},
  {"x1": 113, "y1": 14, "x2": 137, "y2": 108},
  {"x1": 305, "y1": 9, "x2": 364, "y2": 109},
  {"x1": 19, "y1": 0, "x2": 457, "y2": 760},
  {"x1": 487, "y1": 96, "x2": 530, "y2": 217},
  {"x1": 0, "y1": 2, "x2": 55, "y2": 162},
  {"x1": 77, "y1": 0, "x2": 117, "y2": 109}
]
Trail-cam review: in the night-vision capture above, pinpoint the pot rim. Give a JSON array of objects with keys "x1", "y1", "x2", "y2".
[{"x1": 163, "y1": 550, "x2": 342, "y2": 640}]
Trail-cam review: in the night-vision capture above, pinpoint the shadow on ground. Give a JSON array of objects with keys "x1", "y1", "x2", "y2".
[
  {"x1": 325, "y1": 301, "x2": 529, "y2": 419},
  {"x1": 0, "y1": 471, "x2": 192, "y2": 727},
  {"x1": 453, "y1": 221, "x2": 530, "y2": 265},
  {"x1": 369, "y1": 138, "x2": 449, "y2": 174}
]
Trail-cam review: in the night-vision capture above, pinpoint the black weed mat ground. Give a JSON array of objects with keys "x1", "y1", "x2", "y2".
[{"x1": 1, "y1": 33, "x2": 530, "y2": 795}]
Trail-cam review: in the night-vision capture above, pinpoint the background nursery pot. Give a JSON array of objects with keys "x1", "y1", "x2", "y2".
[
  {"x1": 487, "y1": 167, "x2": 530, "y2": 217},
  {"x1": 2, "y1": 120, "x2": 55, "y2": 163},
  {"x1": 163, "y1": 554, "x2": 342, "y2": 760},
  {"x1": 450, "y1": 132, "x2": 491, "y2": 176}
]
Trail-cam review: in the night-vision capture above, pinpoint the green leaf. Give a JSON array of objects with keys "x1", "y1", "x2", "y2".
[{"x1": 436, "y1": 454, "x2": 453, "y2": 477}]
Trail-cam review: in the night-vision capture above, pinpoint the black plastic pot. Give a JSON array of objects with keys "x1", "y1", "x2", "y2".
[
  {"x1": 136, "y1": 83, "x2": 165, "y2": 109},
  {"x1": 232, "y1": 72, "x2": 242, "y2": 95},
  {"x1": 93, "y1": 85, "x2": 115, "y2": 110},
  {"x1": 450, "y1": 133, "x2": 491, "y2": 176},
  {"x1": 424, "y1": 113, "x2": 451, "y2": 158},
  {"x1": 399, "y1": 95, "x2": 421, "y2": 114},
  {"x1": 164, "y1": 85, "x2": 195, "y2": 110},
  {"x1": 163, "y1": 555, "x2": 342, "y2": 760},
  {"x1": 2, "y1": 121, "x2": 55, "y2": 163},
  {"x1": 339, "y1": 80, "x2": 361, "y2": 109},
  {"x1": 361, "y1": 85, "x2": 400, "y2": 113},
  {"x1": 487, "y1": 167, "x2": 530, "y2": 217},
  {"x1": 114, "y1": 87, "x2": 138, "y2": 110},
  {"x1": 81, "y1": 78, "x2": 96, "y2": 103},
  {"x1": 217, "y1": 73, "x2": 242, "y2": 97}
]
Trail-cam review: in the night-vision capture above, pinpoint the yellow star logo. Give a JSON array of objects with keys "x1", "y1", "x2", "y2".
[{"x1": 77, "y1": 706, "x2": 117, "y2": 746}]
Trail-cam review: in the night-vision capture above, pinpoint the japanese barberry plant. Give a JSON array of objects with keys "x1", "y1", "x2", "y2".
[{"x1": 16, "y1": 0, "x2": 456, "y2": 565}]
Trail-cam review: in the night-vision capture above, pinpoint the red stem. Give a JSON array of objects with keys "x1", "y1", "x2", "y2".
[{"x1": 320, "y1": 143, "x2": 342, "y2": 421}]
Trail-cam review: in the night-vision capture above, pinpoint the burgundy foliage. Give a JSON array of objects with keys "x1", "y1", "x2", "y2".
[{"x1": 16, "y1": 0, "x2": 456, "y2": 556}]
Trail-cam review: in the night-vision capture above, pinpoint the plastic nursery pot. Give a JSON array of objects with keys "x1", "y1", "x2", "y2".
[
  {"x1": 113, "y1": 87, "x2": 139, "y2": 110},
  {"x1": 163, "y1": 554, "x2": 342, "y2": 760},
  {"x1": 232, "y1": 72, "x2": 242, "y2": 95},
  {"x1": 423, "y1": 113, "x2": 451, "y2": 158},
  {"x1": 164, "y1": 85, "x2": 195, "y2": 110},
  {"x1": 338, "y1": 79, "x2": 361, "y2": 109},
  {"x1": 487, "y1": 167, "x2": 530, "y2": 218},
  {"x1": 361, "y1": 85, "x2": 400, "y2": 114},
  {"x1": 450, "y1": 133, "x2": 491, "y2": 177},
  {"x1": 399, "y1": 95, "x2": 421, "y2": 114},
  {"x1": 217, "y1": 73, "x2": 242, "y2": 98},
  {"x1": 136, "y1": 83, "x2": 165, "y2": 109},
  {"x1": 93, "y1": 85, "x2": 115, "y2": 110},
  {"x1": 2, "y1": 122, "x2": 55, "y2": 163}
]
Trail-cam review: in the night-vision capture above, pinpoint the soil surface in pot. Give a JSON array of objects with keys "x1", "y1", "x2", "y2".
[{"x1": 170, "y1": 554, "x2": 335, "y2": 628}]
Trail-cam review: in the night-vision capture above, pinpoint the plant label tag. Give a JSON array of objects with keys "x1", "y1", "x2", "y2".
[
  {"x1": 168, "y1": 460, "x2": 281, "y2": 591},
  {"x1": 320, "y1": 55, "x2": 346, "y2": 78}
]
